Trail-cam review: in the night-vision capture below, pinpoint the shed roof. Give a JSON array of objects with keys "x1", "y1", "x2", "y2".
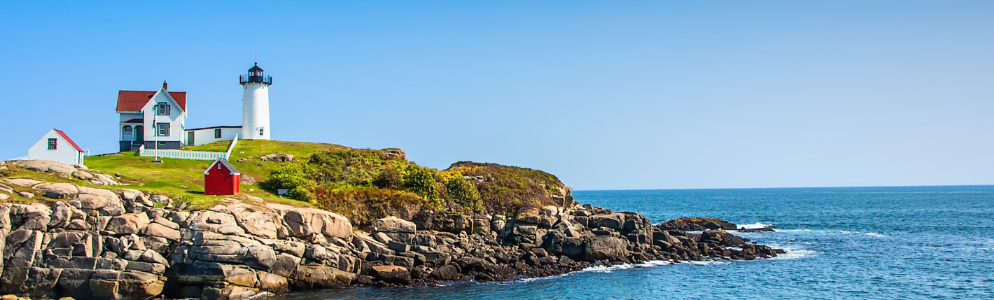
[
  {"x1": 116, "y1": 90, "x2": 187, "y2": 112},
  {"x1": 204, "y1": 159, "x2": 240, "y2": 176}
]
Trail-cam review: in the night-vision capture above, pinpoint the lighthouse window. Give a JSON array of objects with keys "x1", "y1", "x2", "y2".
[{"x1": 259, "y1": 128, "x2": 265, "y2": 136}]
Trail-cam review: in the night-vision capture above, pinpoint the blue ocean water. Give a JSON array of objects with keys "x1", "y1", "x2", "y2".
[{"x1": 282, "y1": 186, "x2": 994, "y2": 299}]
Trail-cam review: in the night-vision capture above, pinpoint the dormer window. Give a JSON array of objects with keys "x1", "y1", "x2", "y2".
[{"x1": 156, "y1": 102, "x2": 171, "y2": 116}]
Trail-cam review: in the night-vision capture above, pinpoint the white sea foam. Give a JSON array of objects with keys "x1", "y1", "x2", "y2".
[
  {"x1": 865, "y1": 232, "x2": 887, "y2": 238},
  {"x1": 681, "y1": 259, "x2": 731, "y2": 266},
  {"x1": 636, "y1": 260, "x2": 673, "y2": 267},
  {"x1": 769, "y1": 246, "x2": 818, "y2": 260},
  {"x1": 738, "y1": 222, "x2": 772, "y2": 230},
  {"x1": 579, "y1": 264, "x2": 635, "y2": 273}
]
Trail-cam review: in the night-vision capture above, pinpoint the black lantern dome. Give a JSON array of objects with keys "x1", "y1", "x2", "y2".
[{"x1": 240, "y1": 63, "x2": 272, "y2": 85}]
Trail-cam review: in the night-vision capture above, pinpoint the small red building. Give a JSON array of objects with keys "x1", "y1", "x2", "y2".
[{"x1": 204, "y1": 159, "x2": 240, "y2": 195}]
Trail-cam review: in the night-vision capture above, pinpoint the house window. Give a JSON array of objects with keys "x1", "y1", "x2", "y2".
[
  {"x1": 47, "y1": 138, "x2": 57, "y2": 150},
  {"x1": 157, "y1": 123, "x2": 170, "y2": 136},
  {"x1": 156, "y1": 102, "x2": 171, "y2": 116},
  {"x1": 215, "y1": 129, "x2": 222, "y2": 138}
]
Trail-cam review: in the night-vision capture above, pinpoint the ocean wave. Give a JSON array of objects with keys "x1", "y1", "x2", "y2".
[
  {"x1": 636, "y1": 260, "x2": 673, "y2": 267},
  {"x1": 769, "y1": 246, "x2": 818, "y2": 260},
  {"x1": 579, "y1": 264, "x2": 635, "y2": 273},
  {"x1": 681, "y1": 259, "x2": 731, "y2": 266},
  {"x1": 738, "y1": 222, "x2": 772, "y2": 230}
]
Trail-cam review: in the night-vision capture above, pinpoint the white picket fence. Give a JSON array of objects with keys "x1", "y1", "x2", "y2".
[{"x1": 139, "y1": 135, "x2": 238, "y2": 161}]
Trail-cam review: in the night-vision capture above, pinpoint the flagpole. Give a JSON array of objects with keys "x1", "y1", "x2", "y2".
[{"x1": 153, "y1": 107, "x2": 162, "y2": 164}]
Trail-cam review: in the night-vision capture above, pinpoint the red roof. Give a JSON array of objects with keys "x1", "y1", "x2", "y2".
[
  {"x1": 53, "y1": 129, "x2": 83, "y2": 152},
  {"x1": 121, "y1": 118, "x2": 144, "y2": 124},
  {"x1": 116, "y1": 90, "x2": 187, "y2": 112}
]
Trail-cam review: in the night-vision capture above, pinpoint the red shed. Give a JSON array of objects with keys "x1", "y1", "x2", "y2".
[{"x1": 204, "y1": 159, "x2": 240, "y2": 195}]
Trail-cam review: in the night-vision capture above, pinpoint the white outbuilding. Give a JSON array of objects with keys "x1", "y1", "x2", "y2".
[{"x1": 27, "y1": 129, "x2": 85, "y2": 166}]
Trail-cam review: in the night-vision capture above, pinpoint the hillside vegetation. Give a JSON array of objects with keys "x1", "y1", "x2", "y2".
[{"x1": 261, "y1": 146, "x2": 570, "y2": 225}]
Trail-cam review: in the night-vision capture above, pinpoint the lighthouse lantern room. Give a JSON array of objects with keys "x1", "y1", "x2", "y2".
[{"x1": 240, "y1": 63, "x2": 272, "y2": 140}]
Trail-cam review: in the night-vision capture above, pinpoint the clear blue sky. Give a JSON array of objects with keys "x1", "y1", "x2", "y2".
[{"x1": 2, "y1": 1, "x2": 992, "y2": 190}]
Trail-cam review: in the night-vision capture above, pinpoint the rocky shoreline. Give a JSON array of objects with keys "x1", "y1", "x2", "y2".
[{"x1": 0, "y1": 161, "x2": 783, "y2": 300}]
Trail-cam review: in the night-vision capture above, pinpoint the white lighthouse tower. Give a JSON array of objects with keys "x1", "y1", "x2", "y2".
[{"x1": 240, "y1": 63, "x2": 272, "y2": 140}]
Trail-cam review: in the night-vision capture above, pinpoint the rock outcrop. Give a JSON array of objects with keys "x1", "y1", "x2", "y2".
[{"x1": 0, "y1": 171, "x2": 782, "y2": 299}]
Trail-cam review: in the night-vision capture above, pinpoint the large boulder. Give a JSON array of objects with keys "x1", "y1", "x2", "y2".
[
  {"x1": 11, "y1": 203, "x2": 51, "y2": 231},
  {"x1": 32, "y1": 183, "x2": 78, "y2": 199},
  {"x1": 371, "y1": 265, "x2": 411, "y2": 284},
  {"x1": 372, "y1": 216, "x2": 416, "y2": 234},
  {"x1": 105, "y1": 213, "x2": 151, "y2": 235},
  {"x1": 583, "y1": 236, "x2": 629, "y2": 261},
  {"x1": 268, "y1": 204, "x2": 352, "y2": 239},
  {"x1": 184, "y1": 210, "x2": 245, "y2": 235},
  {"x1": 259, "y1": 153, "x2": 294, "y2": 162},
  {"x1": 589, "y1": 213, "x2": 625, "y2": 230},
  {"x1": 228, "y1": 204, "x2": 280, "y2": 239},
  {"x1": 2, "y1": 178, "x2": 41, "y2": 187},
  {"x1": 656, "y1": 217, "x2": 736, "y2": 231},
  {"x1": 14, "y1": 160, "x2": 76, "y2": 178},
  {"x1": 290, "y1": 265, "x2": 355, "y2": 288}
]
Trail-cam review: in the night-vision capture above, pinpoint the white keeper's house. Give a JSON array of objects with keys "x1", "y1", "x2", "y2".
[{"x1": 116, "y1": 63, "x2": 273, "y2": 152}]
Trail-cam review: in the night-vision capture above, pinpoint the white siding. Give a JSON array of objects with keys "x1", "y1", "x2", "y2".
[
  {"x1": 187, "y1": 127, "x2": 241, "y2": 146},
  {"x1": 141, "y1": 88, "x2": 186, "y2": 144},
  {"x1": 241, "y1": 82, "x2": 270, "y2": 140},
  {"x1": 26, "y1": 129, "x2": 83, "y2": 165}
]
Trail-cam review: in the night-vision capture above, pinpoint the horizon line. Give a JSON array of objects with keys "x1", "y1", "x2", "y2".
[{"x1": 575, "y1": 184, "x2": 994, "y2": 192}]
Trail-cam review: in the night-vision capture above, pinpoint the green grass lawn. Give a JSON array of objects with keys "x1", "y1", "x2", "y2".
[{"x1": 79, "y1": 140, "x2": 348, "y2": 209}]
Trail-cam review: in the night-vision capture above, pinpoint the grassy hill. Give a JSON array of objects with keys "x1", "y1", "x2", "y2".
[
  {"x1": 82, "y1": 140, "x2": 347, "y2": 209},
  {"x1": 8, "y1": 140, "x2": 570, "y2": 224}
]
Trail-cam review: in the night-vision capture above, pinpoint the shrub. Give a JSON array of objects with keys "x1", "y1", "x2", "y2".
[
  {"x1": 402, "y1": 165, "x2": 439, "y2": 205},
  {"x1": 308, "y1": 149, "x2": 387, "y2": 186},
  {"x1": 265, "y1": 163, "x2": 313, "y2": 190},
  {"x1": 373, "y1": 163, "x2": 402, "y2": 189},
  {"x1": 446, "y1": 177, "x2": 482, "y2": 213}
]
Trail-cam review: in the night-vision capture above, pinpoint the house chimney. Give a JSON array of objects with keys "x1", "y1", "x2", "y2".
[{"x1": 163, "y1": 81, "x2": 168, "y2": 90}]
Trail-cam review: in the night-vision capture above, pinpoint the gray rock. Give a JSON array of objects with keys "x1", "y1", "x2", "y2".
[
  {"x1": 372, "y1": 216, "x2": 416, "y2": 234},
  {"x1": 141, "y1": 223, "x2": 180, "y2": 241},
  {"x1": 3, "y1": 178, "x2": 41, "y2": 187},
  {"x1": 259, "y1": 153, "x2": 294, "y2": 162},
  {"x1": 290, "y1": 265, "x2": 355, "y2": 288},
  {"x1": 105, "y1": 213, "x2": 150, "y2": 234},
  {"x1": 72, "y1": 170, "x2": 94, "y2": 180},
  {"x1": 33, "y1": 182, "x2": 78, "y2": 199},
  {"x1": 269, "y1": 253, "x2": 302, "y2": 277},
  {"x1": 268, "y1": 204, "x2": 353, "y2": 239},
  {"x1": 14, "y1": 160, "x2": 76, "y2": 177},
  {"x1": 388, "y1": 241, "x2": 410, "y2": 253}
]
